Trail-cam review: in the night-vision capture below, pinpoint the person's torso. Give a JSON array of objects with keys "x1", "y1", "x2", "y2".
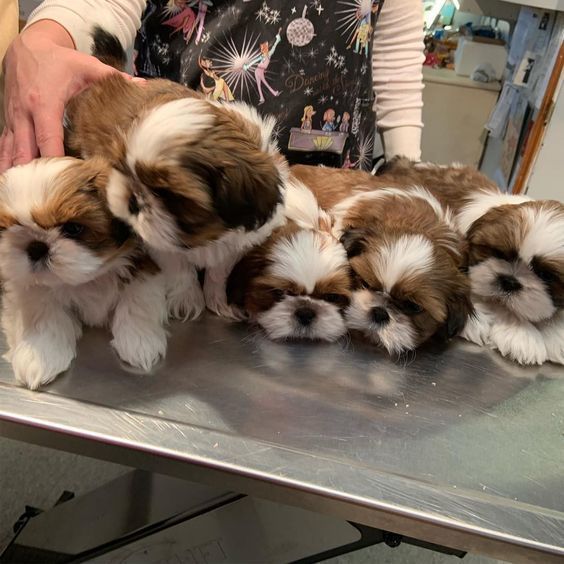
[{"x1": 134, "y1": 0, "x2": 384, "y2": 169}]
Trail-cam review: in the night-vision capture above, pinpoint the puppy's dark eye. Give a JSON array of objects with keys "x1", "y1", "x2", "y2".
[
  {"x1": 534, "y1": 267, "x2": 557, "y2": 284},
  {"x1": 271, "y1": 288, "x2": 285, "y2": 301},
  {"x1": 60, "y1": 222, "x2": 84, "y2": 239},
  {"x1": 491, "y1": 248, "x2": 508, "y2": 261},
  {"x1": 321, "y1": 293, "x2": 350, "y2": 308},
  {"x1": 398, "y1": 300, "x2": 423, "y2": 316}
]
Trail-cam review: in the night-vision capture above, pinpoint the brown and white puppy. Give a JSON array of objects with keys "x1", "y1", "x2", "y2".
[
  {"x1": 227, "y1": 180, "x2": 352, "y2": 341},
  {"x1": 291, "y1": 165, "x2": 473, "y2": 355},
  {"x1": 0, "y1": 158, "x2": 168, "y2": 390},
  {"x1": 65, "y1": 30, "x2": 288, "y2": 320},
  {"x1": 377, "y1": 157, "x2": 564, "y2": 365}
]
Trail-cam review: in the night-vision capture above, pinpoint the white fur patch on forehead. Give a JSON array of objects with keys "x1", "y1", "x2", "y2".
[
  {"x1": 372, "y1": 234, "x2": 434, "y2": 291},
  {"x1": 269, "y1": 230, "x2": 347, "y2": 293},
  {"x1": 520, "y1": 205, "x2": 564, "y2": 261},
  {"x1": 216, "y1": 101, "x2": 278, "y2": 153},
  {"x1": 127, "y1": 98, "x2": 215, "y2": 166},
  {"x1": 457, "y1": 191, "x2": 532, "y2": 234},
  {"x1": 0, "y1": 158, "x2": 77, "y2": 221}
]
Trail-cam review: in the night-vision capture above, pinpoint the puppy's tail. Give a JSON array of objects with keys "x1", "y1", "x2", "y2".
[
  {"x1": 90, "y1": 25, "x2": 127, "y2": 71},
  {"x1": 284, "y1": 177, "x2": 333, "y2": 234}
]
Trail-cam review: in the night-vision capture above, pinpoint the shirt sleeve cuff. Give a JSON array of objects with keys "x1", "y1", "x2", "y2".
[
  {"x1": 381, "y1": 126, "x2": 422, "y2": 161},
  {"x1": 25, "y1": 6, "x2": 94, "y2": 53}
]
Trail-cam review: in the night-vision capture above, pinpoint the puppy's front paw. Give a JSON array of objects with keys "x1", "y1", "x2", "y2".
[
  {"x1": 10, "y1": 342, "x2": 74, "y2": 390},
  {"x1": 460, "y1": 303, "x2": 494, "y2": 346},
  {"x1": 541, "y1": 317, "x2": 564, "y2": 366},
  {"x1": 204, "y1": 279, "x2": 242, "y2": 319},
  {"x1": 111, "y1": 323, "x2": 168, "y2": 372},
  {"x1": 167, "y1": 284, "x2": 205, "y2": 321},
  {"x1": 490, "y1": 322, "x2": 547, "y2": 365}
]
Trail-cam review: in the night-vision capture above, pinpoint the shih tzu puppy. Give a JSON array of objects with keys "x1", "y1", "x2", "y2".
[
  {"x1": 226, "y1": 179, "x2": 352, "y2": 341},
  {"x1": 291, "y1": 165, "x2": 473, "y2": 355},
  {"x1": 66, "y1": 78, "x2": 287, "y2": 319},
  {"x1": 377, "y1": 157, "x2": 564, "y2": 365},
  {"x1": 65, "y1": 29, "x2": 287, "y2": 320},
  {"x1": 0, "y1": 158, "x2": 168, "y2": 390}
]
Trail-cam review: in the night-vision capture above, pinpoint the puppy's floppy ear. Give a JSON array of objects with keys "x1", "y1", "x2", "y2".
[
  {"x1": 226, "y1": 246, "x2": 269, "y2": 309},
  {"x1": 182, "y1": 153, "x2": 283, "y2": 232},
  {"x1": 210, "y1": 158, "x2": 283, "y2": 231},
  {"x1": 340, "y1": 227, "x2": 368, "y2": 258},
  {"x1": 435, "y1": 285, "x2": 474, "y2": 341}
]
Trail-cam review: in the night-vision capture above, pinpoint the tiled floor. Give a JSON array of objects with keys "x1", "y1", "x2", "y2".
[{"x1": 0, "y1": 437, "x2": 502, "y2": 563}]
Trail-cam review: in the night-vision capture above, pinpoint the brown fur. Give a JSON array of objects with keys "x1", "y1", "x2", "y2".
[
  {"x1": 291, "y1": 164, "x2": 386, "y2": 209},
  {"x1": 65, "y1": 75, "x2": 200, "y2": 161},
  {"x1": 375, "y1": 157, "x2": 499, "y2": 214}
]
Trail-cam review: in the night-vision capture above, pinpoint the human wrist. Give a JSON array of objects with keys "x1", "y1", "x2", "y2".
[
  {"x1": 21, "y1": 20, "x2": 76, "y2": 50},
  {"x1": 381, "y1": 126, "x2": 422, "y2": 161}
]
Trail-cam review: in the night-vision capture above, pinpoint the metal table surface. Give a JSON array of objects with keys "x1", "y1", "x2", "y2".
[{"x1": 0, "y1": 316, "x2": 563, "y2": 562}]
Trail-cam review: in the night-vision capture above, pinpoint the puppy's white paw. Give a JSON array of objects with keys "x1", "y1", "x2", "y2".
[
  {"x1": 541, "y1": 315, "x2": 564, "y2": 366},
  {"x1": 489, "y1": 321, "x2": 547, "y2": 365},
  {"x1": 167, "y1": 284, "x2": 205, "y2": 321},
  {"x1": 461, "y1": 307, "x2": 493, "y2": 346},
  {"x1": 111, "y1": 323, "x2": 168, "y2": 372},
  {"x1": 10, "y1": 342, "x2": 74, "y2": 390},
  {"x1": 204, "y1": 278, "x2": 242, "y2": 320}
]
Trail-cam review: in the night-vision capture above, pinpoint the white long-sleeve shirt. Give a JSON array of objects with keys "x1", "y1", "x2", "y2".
[{"x1": 27, "y1": 0, "x2": 424, "y2": 160}]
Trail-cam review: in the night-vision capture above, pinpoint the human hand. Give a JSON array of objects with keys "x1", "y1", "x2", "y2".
[{"x1": 0, "y1": 20, "x2": 129, "y2": 173}]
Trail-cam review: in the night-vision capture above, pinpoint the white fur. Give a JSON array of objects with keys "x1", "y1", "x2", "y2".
[
  {"x1": 2, "y1": 286, "x2": 83, "y2": 390},
  {"x1": 127, "y1": 98, "x2": 215, "y2": 166},
  {"x1": 371, "y1": 234, "x2": 434, "y2": 292},
  {"x1": 460, "y1": 301, "x2": 495, "y2": 346},
  {"x1": 345, "y1": 289, "x2": 417, "y2": 355},
  {"x1": 111, "y1": 272, "x2": 168, "y2": 371},
  {"x1": 488, "y1": 311, "x2": 547, "y2": 366},
  {"x1": 284, "y1": 178, "x2": 332, "y2": 231},
  {"x1": 153, "y1": 252, "x2": 205, "y2": 320},
  {"x1": 0, "y1": 159, "x2": 76, "y2": 222},
  {"x1": 540, "y1": 311, "x2": 564, "y2": 365},
  {"x1": 257, "y1": 295, "x2": 346, "y2": 342},
  {"x1": 269, "y1": 230, "x2": 348, "y2": 294},
  {"x1": 456, "y1": 191, "x2": 531, "y2": 234},
  {"x1": 520, "y1": 205, "x2": 564, "y2": 261}
]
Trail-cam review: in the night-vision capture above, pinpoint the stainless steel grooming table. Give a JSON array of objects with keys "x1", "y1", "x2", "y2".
[{"x1": 0, "y1": 316, "x2": 563, "y2": 562}]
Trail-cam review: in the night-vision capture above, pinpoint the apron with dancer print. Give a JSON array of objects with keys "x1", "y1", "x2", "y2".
[{"x1": 134, "y1": 0, "x2": 384, "y2": 170}]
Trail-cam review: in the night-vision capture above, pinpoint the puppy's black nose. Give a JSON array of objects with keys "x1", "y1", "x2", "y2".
[
  {"x1": 371, "y1": 306, "x2": 390, "y2": 325},
  {"x1": 498, "y1": 274, "x2": 522, "y2": 294},
  {"x1": 26, "y1": 241, "x2": 49, "y2": 263},
  {"x1": 295, "y1": 306, "x2": 316, "y2": 326}
]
